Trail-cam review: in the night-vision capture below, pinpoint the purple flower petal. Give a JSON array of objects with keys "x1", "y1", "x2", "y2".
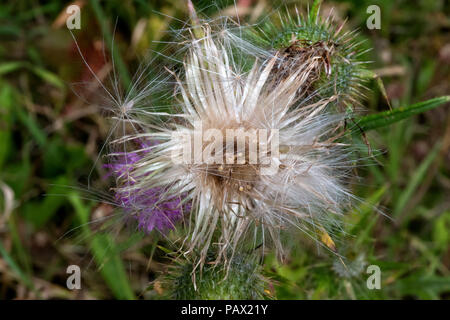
[{"x1": 104, "y1": 141, "x2": 190, "y2": 233}]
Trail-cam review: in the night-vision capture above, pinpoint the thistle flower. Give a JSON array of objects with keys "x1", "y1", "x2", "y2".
[
  {"x1": 115, "y1": 25, "x2": 356, "y2": 268},
  {"x1": 105, "y1": 141, "x2": 191, "y2": 233}
]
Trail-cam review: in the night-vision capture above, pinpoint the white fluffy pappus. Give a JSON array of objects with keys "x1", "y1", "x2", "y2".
[{"x1": 113, "y1": 25, "x2": 358, "y2": 268}]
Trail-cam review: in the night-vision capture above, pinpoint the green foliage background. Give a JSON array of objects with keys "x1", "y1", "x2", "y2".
[{"x1": 0, "y1": 0, "x2": 449, "y2": 299}]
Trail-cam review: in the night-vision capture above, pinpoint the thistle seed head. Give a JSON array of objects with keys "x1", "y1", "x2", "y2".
[{"x1": 112, "y1": 25, "x2": 357, "y2": 268}]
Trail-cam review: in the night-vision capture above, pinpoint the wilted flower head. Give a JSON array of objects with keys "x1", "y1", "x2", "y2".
[
  {"x1": 242, "y1": 5, "x2": 369, "y2": 110},
  {"x1": 113, "y1": 25, "x2": 356, "y2": 267}
]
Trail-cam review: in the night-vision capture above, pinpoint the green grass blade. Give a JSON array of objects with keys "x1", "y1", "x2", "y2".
[
  {"x1": 29, "y1": 66, "x2": 65, "y2": 90},
  {"x1": 347, "y1": 185, "x2": 388, "y2": 250},
  {"x1": 355, "y1": 96, "x2": 450, "y2": 132},
  {"x1": 23, "y1": 176, "x2": 69, "y2": 228},
  {"x1": 395, "y1": 274, "x2": 450, "y2": 299},
  {"x1": 393, "y1": 142, "x2": 441, "y2": 217},
  {"x1": 89, "y1": 0, "x2": 131, "y2": 89},
  {"x1": 0, "y1": 83, "x2": 14, "y2": 169},
  {"x1": 0, "y1": 241, "x2": 34, "y2": 290},
  {"x1": 69, "y1": 193, "x2": 135, "y2": 299},
  {"x1": 0, "y1": 62, "x2": 65, "y2": 90},
  {"x1": 0, "y1": 62, "x2": 26, "y2": 75},
  {"x1": 16, "y1": 107, "x2": 47, "y2": 147}
]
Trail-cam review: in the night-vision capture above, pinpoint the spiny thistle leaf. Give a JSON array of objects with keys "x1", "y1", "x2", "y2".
[{"x1": 354, "y1": 96, "x2": 450, "y2": 132}]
